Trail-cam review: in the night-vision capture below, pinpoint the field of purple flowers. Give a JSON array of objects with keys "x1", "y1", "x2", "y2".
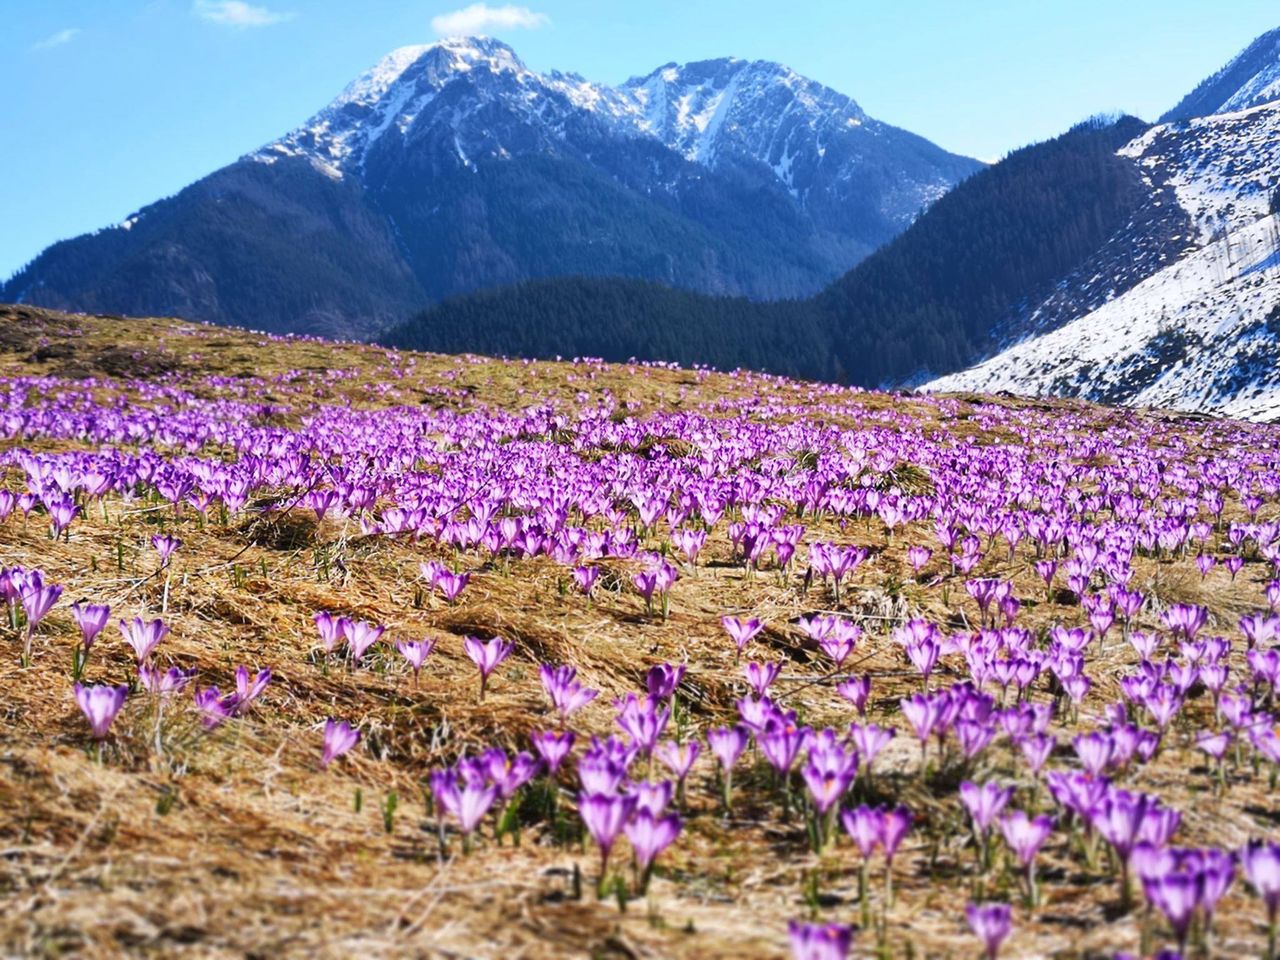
[{"x1": 3, "y1": 305, "x2": 1280, "y2": 958}]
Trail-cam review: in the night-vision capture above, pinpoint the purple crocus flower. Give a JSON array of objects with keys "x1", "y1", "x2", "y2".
[
  {"x1": 74, "y1": 682, "x2": 128, "y2": 739},
  {"x1": 540, "y1": 663, "x2": 598, "y2": 724},
  {"x1": 1242, "y1": 840, "x2": 1280, "y2": 956},
  {"x1": 961, "y1": 780, "x2": 1013, "y2": 835},
  {"x1": 70, "y1": 602, "x2": 111, "y2": 649},
  {"x1": 1161, "y1": 604, "x2": 1208, "y2": 640},
  {"x1": 396, "y1": 638, "x2": 436, "y2": 682},
  {"x1": 957, "y1": 718, "x2": 998, "y2": 759},
  {"x1": 1196, "y1": 730, "x2": 1231, "y2": 761},
  {"x1": 993, "y1": 814, "x2": 1054, "y2": 870},
  {"x1": 722, "y1": 615, "x2": 764, "y2": 660},
  {"x1": 578, "y1": 747, "x2": 629, "y2": 795},
  {"x1": 118, "y1": 616, "x2": 169, "y2": 663},
  {"x1": 455, "y1": 779, "x2": 498, "y2": 835},
  {"x1": 645, "y1": 662, "x2": 685, "y2": 701},
  {"x1": 436, "y1": 570, "x2": 470, "y2": 603},
  {"x1": 837, "y1": 675, "x2": 871, "y2": 715},
  {"x1": 531, "y1": 729, "x2": 575, "y2": 773},
  {"x1": 900, "y1": 692, "x2": 944, "y2": 759},
  {"x1": 624, "y1": 810, "x2": 682, "y2": 882},
  {"x1": 232, "y1": 665, "x2": 271, "y2": 713},
  {"x1": 842, "y1": 805, "x2": 882, "y2": 859},
  {"x1": 21, "y1": 579, "x2": 62, "y2": 655},
  {"x1": 965, "y1": 902, "x2": 1012, "y2": 960},
  {"x1": 320, "y1": 719, "x2": 360, "y2": 768},
  {"x1": 758, "y1": 719, "x2": 810, "y2": 775},
  {"x1": 787, "y1": 920, "x2": 853, "y2": 960},
  {"x1": 1073, "y1": 731, "x2": 1115, "y2": 777},
  {"x1": 706, "y1": 723, "x2": 749, "y2": 811},
  {"x1": 1096, "y1": 790, "x2": 1178, "y2": 904},
  {"x1": 138, "y1": 665, "x2": 194, "y2": 696},
  {"x1": 628, "y1": 779, "x2": 673, "y2": 817},
  {"x1": 313, "y1": 611, "x2": 345, "y2": 654},
  {"x1": 848, "y1": 722, "x2": 894, "y2": 772},
  {"x1": 342, "y1": 619, "x2": 385, "y2": 665},
  {"x1": 483, "y1": 748, "x2": 540, "y2": 799},
  {"x1": 801, "y1": 737, "x2": 858, "y2": 816},
  {"x1": 632, "y1": 570, "x2": 659, "y2": 607},
  {"x1": 905, "y1": 638, "x2": 940, "y2": 686},
  {"x1": 573, "y1": 565, "x2": 599, "y2": 596},
  {"x1": 654, "y1": 739, "x2": 701, "y2": 784},
  {"x1": 907, "y1": 545, "x2": 932, "y2": 572},
  {"x1": 46, "y1": 498, "x2": 78, "y2": 537},
  {"x1": 429, "y1": 767, "x2": 496, "y2": 842},
  {"x1": 818, "y1": 623, "x2": 860, "y2": 670},
  {"x1": 707, "y1": 725, "x2": 749, "y2": 772},
  {"x1": 463, "y1": 635, "x2": 513, "y2": 701},
  {"x1": 743, "y1": 660, "x2": 782, "y2": 697},
  {"x1": 193, "y1": 686, "x2": 237, "y2": 729},
  {"x1": 1189, "y1": 847, "x2": 1235, "y2": 935},
  {"x1": 879, "y1": 805, "x2": 913, "y2": 865},
  {"x1": 615, "y1": 693, "x2": 670, "y2": 757},
  {"x1": 1035, "y1": 559, "x2": 1058, "y2": 597},
  {"x1": 579, "y1": 791, "x2": 637, "y2": 878},
  {"x1": 151, "y1": 534, "x2": 182, "y2": 566},
  {"x1": 999, "y1": 810, "x2": 1054, "y2": 904},
  {"x1": 1145, "y1": 871, "x2": 1200, "y2": 951}
]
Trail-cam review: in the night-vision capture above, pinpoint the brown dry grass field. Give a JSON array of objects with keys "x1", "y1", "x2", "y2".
[{"x1": 0, "y1": 305, "x2": 1276, "y2": 959}]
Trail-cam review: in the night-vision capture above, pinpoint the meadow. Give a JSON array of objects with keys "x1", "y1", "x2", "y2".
[{"x1": 1, "y1": 304, "x2": 1279, "y2": 959}]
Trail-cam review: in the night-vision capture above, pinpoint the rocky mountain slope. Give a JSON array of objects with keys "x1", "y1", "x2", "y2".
[
  {"x1": 929, "y1": 92, "x2": 1280, "y2": 419},
  {"x1": 1, "y1": 38, "x2": 978, "y2": 338}
]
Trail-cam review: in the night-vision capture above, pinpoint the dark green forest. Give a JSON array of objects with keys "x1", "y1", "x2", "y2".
[
  {"x1": 386, "y1": 277, "x2": 839, "y2": 381},
  {"x1": 387, "y1": 116, "x2": 1155, "y2": 386}
]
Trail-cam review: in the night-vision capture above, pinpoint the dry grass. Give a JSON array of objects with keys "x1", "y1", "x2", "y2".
[{"x1": 0, "y1": 305, "x2": 1277, "y2": 958}]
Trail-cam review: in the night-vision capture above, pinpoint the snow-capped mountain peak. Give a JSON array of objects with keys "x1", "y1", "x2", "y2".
[
  {"x1": 253, "y1": 38, "x2": 905, "y2": 205},
  {"x1": 255, "y1": 37, "x2": 568, "y2": 176},
  {"x1": 621, "y1": 57, "x2": 866, "y2": 169},
  {"x1": 6, "y1": 36, "x2": 980, "y2": 342}
]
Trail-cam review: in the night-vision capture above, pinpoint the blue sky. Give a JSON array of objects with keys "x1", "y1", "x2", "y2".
[{"x1": 3, "y1": 0, "x2": 1278, "y2": 279}]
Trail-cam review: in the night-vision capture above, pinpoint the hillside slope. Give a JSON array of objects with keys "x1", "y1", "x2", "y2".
[
  {"x1": 4, "y1": 305, "x2": 1280, "y2": 959},
  {"x1": 928, "y1": 102, "x2": 1280, "y2": 419},
  {"x1": 387, "y1": 116, "x2": 1160, "y2": 385}
]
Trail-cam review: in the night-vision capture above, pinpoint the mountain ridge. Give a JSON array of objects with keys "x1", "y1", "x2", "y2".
[
  {"x1": 1, "y1": 37, "x2": 979, "y2": 338},
  {"x1": 1161, "y1": 26, "x2": 1280, "y2": 122}
]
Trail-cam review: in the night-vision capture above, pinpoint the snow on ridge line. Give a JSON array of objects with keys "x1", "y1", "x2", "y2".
[
  {"x1": 252, "y1": 36, "x2": 877, "y2": 181},
  {"x1": 924, "y1": 214, "x2": 1280, "y2": 421}
]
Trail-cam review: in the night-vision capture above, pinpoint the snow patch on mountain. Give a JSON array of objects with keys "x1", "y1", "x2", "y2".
[
  {"x1": 927, "y1": 102, "x2": 1280, "y2": 421},
  {"x1": 1121, "y1": 102, "x2": 1280, "y2": 241},
  {"x1": 255, "y1": 37, "x2": 636, "y2": 177},
  {"x1": 927, "y1": 213, "x2": 1280, "y2": 419}
]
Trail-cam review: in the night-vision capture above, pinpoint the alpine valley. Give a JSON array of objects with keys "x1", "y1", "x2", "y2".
[
  {"x1": 5, "y1": 28, "x2": 1280, "y2": 420},
  {"x1": 390, "y1": 28, "x2": 1280, "y2": 419}
]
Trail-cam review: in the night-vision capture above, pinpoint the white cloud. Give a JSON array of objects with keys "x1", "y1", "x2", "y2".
[
  {"x1": 192, "y1": 1, "x2": 295, "y2": 28},
  {"x1": 32, "y1": 28, "x2": 80, "y2": 51},
  {"x1": 430, "y1": 3, "x2": 549, "y2": 37}
]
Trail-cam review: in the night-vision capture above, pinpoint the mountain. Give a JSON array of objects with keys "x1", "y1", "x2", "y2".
[
  {"x1": 1161, "y1": 26, "x2": 1280, "y2": 122},
  {"x1": 387, "y1": 115, "x2": 1164, "y2": 384},
  {"x1": 925, "y1": 27, "x2": 1280, "y2": 420},
  {"x1": 390, "y1": 39, "x2": 1280, "y2": 424},
  {"x1": 926, "y1": 101, "x2": 1280, "y2": 419},
  {"x1": 817, "y1": 115, "x2": 1162, "y2": 385},
  {"x1": 1, "y1": 37, "x2": 979, "y2": 339}
]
